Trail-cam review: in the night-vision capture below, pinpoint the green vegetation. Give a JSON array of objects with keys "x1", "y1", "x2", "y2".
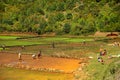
[
  {"x1": 85, "y1": 58, "x2": 120, "y2": 80},
  {"x1": 0, "y1": 48, "x2": 3, "y2": 50},
  {"x1": 0, "y1": 40, "x2": 42, "y2": 46},
  {"x1": 65, "y1": 38, "x2": 93, "y2": 42},
  {"x1": 0, "y1": 0, "x2": 120, "y2": 35},
  {"x1": 0, "y1": 35, "x2": 19, "y2": 39},
  {"x1": 0, "y1": 0, "x2": 120, "y2": 77},
  {"x1": 0, "y1": 35, "x2": 94, "y2": 46},
  {"x1": 39, "y1": 37, "x2": 94, "y2": 43},
  {"x1": 0, "y1": 67, "x2": 73, "y2": 80},
  {"x1": 84, "y1": 42, "x2": 120, "y2": 80}
]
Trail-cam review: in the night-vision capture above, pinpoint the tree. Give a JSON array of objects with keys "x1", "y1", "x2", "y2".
[
  {"x1": 55, "y1": 13, "x2": 65, "y2": 21},
  {"x1": 66, "y1": 13, "x2": 73, "y2": 19},
  {"x1": 57, "y1": 2, "x2": 65, "y2": 11},
  {"x1": 63, "y1": 23, "x2": 71, "y2": 33},
  {"x1": 0, "y1": 0, "x2": 119, "y2": 35},
  {"x1": 47, "y1": 3, "x2": 57, "y2": 11},
  {"x1": 37, "y1": 20, "x2": 47, "y2": 34}
]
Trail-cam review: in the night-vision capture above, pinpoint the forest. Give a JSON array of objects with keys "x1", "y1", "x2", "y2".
[{"x1": 0, "y1": 0, "x2": 120, "y2": 35}]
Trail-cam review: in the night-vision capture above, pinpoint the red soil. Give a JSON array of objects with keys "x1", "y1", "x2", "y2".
[{"x1": 0, "y1": 52, "x2": 82, "y2": 73}]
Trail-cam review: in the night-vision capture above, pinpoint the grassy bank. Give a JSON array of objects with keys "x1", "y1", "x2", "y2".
[
  {"x1": 84, "y1": 44, "x2": 120, "y2": 80},
  {"x1": 85, "y1": 58, "x2": 120, "y2": 80}
]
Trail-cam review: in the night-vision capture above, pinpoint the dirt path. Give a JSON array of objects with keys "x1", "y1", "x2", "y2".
[{"x1": 0, "y1": 52, "x2": 82, "y2": 73}]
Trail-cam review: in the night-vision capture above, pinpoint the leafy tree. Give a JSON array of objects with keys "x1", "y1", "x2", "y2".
[
  {"x1": 65, "y1": 0, "x2": 76, "y2": 10},
  {"x1": 0, "y1": 0, "x2": 119, "y2": 35},
  {"x1": 44, "y1": 26, "x2": 53, "y2": 33},
  {"x1": 0, "y1": 2, "x2": 5, "y2": 12},
  {"x1": 55, "y1": 13, "x2": 65, "y2": 21},
  {"x1": 37, "y1": 20, "x2": 47, "y2": 34},
  {"x1": 70, "y1": 23, "x2": 83, "y2": 35},
  {"x1": 37, "y1": 8, "x2": 45, "y2": 15},
  {"x1": 48, "y1": 14, "x2": 57, "y2": 24},
  {"x1": 57, "y1": 2, "x2": 65, "y2": 11},
  {"x1": 63, "y1": 23, "x2": 71, "y2": 33},
  {"x1": 47, "y1": 3, "x2": 57, "y2": 11},
  {"x1": 66, "y1": 13, "x2": 73, "y2": 19}
]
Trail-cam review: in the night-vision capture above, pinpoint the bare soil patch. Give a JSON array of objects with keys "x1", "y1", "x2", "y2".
[{"x1": 0, "y1": 52, "x2": 82, "y2": 73}]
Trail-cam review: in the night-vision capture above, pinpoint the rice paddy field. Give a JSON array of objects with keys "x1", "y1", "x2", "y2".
[
  {"x1": 0, "y1": 35, "x2": 120, "y2": 80},
  {"x1": 0, "y1": 35, "x2": 94, "y2": 46}
]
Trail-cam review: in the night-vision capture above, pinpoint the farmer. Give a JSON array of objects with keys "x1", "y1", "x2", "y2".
[
  {"x1": 99, "y1": 47, "x2": 103, "y2": 56},
  {"x1": 97, "y1": 56, "x2": 104, "y2": 64},
  {"x1": 2, "y1": 44, "x2": 5, "y2": 50},
  {"x1": 113, "y1": 41, "x2": 120, "y2": 46},
  {"x1": 38, "y1": 50, "x2": 41, "y2": 59},
  {"x1": 18, "y1": 52, "x2": 22, "y2": 60},
  {"x1": 52, "y1": 42, "x2": 55, "y2": 48},
  {"x1": 83, "y1": 40, "x2": 86, "y2": 45},
  {"x1": 32, "y1": 54, "x2": 36, "y2": 59},
  {"x1": 101, "y1": 57, "x2": 104, "y2": 65},
  {"x1": 21, "y1": 45, "x2": 25, "y2": 50},
  {"x1": 117, "y1": 42, "x2": 120, "y2": 46},
  {"x1": 102, "y1": 49, "x2": 107, "y2": 56},
  {"x1": 97, "y1": 56, "x2": 101, "y2": 62}
]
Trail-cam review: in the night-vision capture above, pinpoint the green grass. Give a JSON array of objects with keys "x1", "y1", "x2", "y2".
[
  {"x1": 85, "y1": 57, "x2": 120, "y2": 80},
  {"x1": 41, "y1": 37, "x2": 94, "y2": 43},
  {"x1": 41, "y1": 37, "x2": 69, "y2": 41},
  {"x1": 0, "y1": 40, "x2": 44, "y2": 46},
  {"x1": 0, "y1": 36, "x2": 94, "y2": 46},
  {"x1": 84, "y1": 43, "x2": 120, "y2": 80},
  {"x1": 0, "y1": 48, "x2": 3, "y2": 50},
  {"x1": 0, "y1": 67, "x2": 73, "y2": 80},
  {"x1": 85, "y1": 56, "x2": 109, "y2": 80},
  {"x1": 0, "y1": 36, "x2": 20, "y2": 39},
  {"x1": 65, "y1": 38, "x2": 93, "y2": 42}
]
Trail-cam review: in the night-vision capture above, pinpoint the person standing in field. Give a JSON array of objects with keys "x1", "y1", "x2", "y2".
[
  {"x1": 18, "y1": 52, "x2": 22, "y2": 60},
  {"x1": 83, "y1": 40, "x2": 86, "y2": 45},
  {"x1": 2, "y1": 44, "x2": 5, "y2": 50},
  {"x1": 38, "y1": 50, "x2": 41, "y2": 59},
  {"x1": 21, "y1": 45, "x2": 25, "y2": 50},
  {"x1": 21, "y1": 45, "x2": 25, "y2": 49},
  {"x1": 99, "y1": 47, "x2": 103, "y2": 56},
  {"x1": 52, "y1": 42, "x2": 55, "y2": 48}
]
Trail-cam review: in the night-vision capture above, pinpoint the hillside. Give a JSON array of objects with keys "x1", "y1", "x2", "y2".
[{"x1": 0, "y1": 0, "x2": 120, "y2": 35}]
